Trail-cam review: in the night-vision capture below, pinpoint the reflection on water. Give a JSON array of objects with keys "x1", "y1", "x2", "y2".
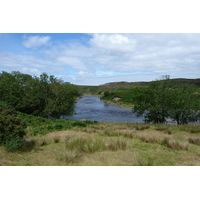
[{"x1": 63, "y1": 96, "x2": 144, "y2": 123}]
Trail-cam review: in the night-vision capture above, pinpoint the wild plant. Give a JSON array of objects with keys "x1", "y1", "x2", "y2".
[
  {"x1": 160, "y1": 138, "x2": 189, "y2": 150},
  {"x1": 107, "y1": 139, "x2": 127, "y2": 151},
  {"x1": 139, "y1": 135, "x2": 158, "y2": 144},
  {"x1": 135, "y1": 125, "x2": 150, "y2": 131},
  {"x1": 61, "y1": 150, "x2": 82, "y2": 163},
  {"x1": 65, "y1": 136, "x2": 106, "y2": 153},
  {"x1": 135, "y1": 157, "x2": 155, "y2": 166},
  {"x1": 121, "y1": 131, "x2": 135, "y2": 139},
  {"x1": 104, "y1": 129, "x2": 119, "y2": 137},
  {"x1": 53, "y1": 136, "x2": 60, "y2": 143},
  {"x1": 188, "y1": 137, "x2": 200, "y2": 145}
]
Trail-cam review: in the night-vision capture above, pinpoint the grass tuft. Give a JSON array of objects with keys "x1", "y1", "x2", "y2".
[
  {"x1": 164, "y1": 129, "x2": 172, "y2": 135},
  {"x1": 139, "y1": 135, "x2": 158, "y2": 144},
  {"x1": 65, "y1": 136, "x2": 106, "y2": 153},
  {"x1": 40, "y1": 139, "x2": 48, "y2": 146},
  {"x1": 136, "y1": 125, "x2": 150, "y2": 130},
  {"x1": 188, "y1": 137, "x2": 200, "y2": 145},
  {"x1": 60, "y1": 150, "x2": 82, "y2": 163},
  {"x1": 135, "y1": 157, "x2": 155, "y2": 166},
  {"x1": 53, "y1": 136, "x2": 60, "y2": 143},
  {"x1": 107, "y1": 139, "x2": 127, "y2": 151},
  {"x1": 121, "y1": 131, "x2": 135, "y2": 139},
  {"x1": 104, "y1": 129, "x2": 119, "y2": 137},
  {"x1": 160, "y1": 138, "x2": 189, "y2": 150}
]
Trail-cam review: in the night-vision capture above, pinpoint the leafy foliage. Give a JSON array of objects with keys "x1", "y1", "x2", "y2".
[
  {"x1": 132, "y1": 76, "x2": 200, "y2": 124},
  {"x1": 0, "y1": 103, "x2": 26, "y2": 152},
  {"x1": 0, "y1": 71, "x2": 80, "y2": 118}
]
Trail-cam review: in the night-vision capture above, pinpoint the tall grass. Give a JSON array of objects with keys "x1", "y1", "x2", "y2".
[
  {"x1": 178, "y1": 125, "x2": 200, "y2": 134},
  {"x1": 103, "y1": 129, "x2": 120, "y2": 137},
  {"x1": 120, "y1": 130, "x2": 135, "y2": 139},
  {"x1": 139, "y1": 135, "x2": 159, "y2": 144},
  {"x1": 107, "y1": 139, "x2": 127, "y2": 151},
  {"x1": 65, "y1": 136, "x2": 106, "y2": 153},
  {"x1": 135, "y1": 156, "x2": 155, "y2": 166},
  {"x1": 160, "y1": 138, "x2": 189, "y2": 150},
  {"x1": 188, "y1": 137, "x2": 200, "y2": 145},
  {"x1": 135, "y1": 125, "x2": 150, "y2": 130},
  {"x1": 53, "y1": 136, "x2": 60, "y2": 143},
  {"x1": 60, "y1": 150, "x2": 82, "y2": 163}
]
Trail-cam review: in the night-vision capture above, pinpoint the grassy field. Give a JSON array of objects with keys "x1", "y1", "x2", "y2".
[{"x1": 1, "y1": 120, "x2": 200, "y2": 166}]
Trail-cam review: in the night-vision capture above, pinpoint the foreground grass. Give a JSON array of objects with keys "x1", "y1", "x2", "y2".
[{"x1": 1, "y1": 122, "x2": 200, "y2": 166}]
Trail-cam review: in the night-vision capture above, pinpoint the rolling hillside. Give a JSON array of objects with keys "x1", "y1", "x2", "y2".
[{"x1": 75, "y1": 78, "x2": 200, "y2": 95}]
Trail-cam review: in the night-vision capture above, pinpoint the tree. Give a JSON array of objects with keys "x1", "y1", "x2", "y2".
[
  {"x1": 0, "y1": 71, "x2": 79, "y2": 118},
  {"x1": 132, "y1": 77, "x2": 173, "y2": 123},
  {"x1": 132, "y1": 77, "x2": 200, "y2": 124},
  {"x1": 168, "y1": 83, "x2": 200, "y2": 124},
  {"x1": 44, "y1": 82, "x2": 78, "y2": 118}
]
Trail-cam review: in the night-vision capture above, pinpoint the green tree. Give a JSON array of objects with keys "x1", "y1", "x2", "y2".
[
  {"x1": 132, "y1": 77, "x2": 173, "y2": 123},
  {"x1": 0, "y1": 71, "x2": 79, "y2": 118},
  {"x1": 132, "y1": 77, "x2": 200, "y2": 124},
  {"x1": 169, "y1": 83, "x2": 200, "y2": 124},
  {"x1": 44, "y1": 82, "x2": 78, "y2": 118}
]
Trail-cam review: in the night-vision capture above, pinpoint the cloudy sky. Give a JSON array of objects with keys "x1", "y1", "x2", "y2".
[{"x1": 0, "y1": 33, "x2": 200, "y2": 85}]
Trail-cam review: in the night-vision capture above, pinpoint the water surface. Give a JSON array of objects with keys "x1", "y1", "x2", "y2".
[{"x1": 63, "y1": 96, "x2": 144, "y2": 123}]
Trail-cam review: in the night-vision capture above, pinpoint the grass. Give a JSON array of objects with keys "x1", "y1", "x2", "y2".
[
  {"x1": 107, "y1": 139, "x2": 127, "y2": 151},
  {"x1": 188, "y1": 137, "x2": 200, "y2": 145},
  {"x1": 60, "y1": 150, "x2": 82, "y2": 163},
  {"x1": 1, "y1": 120, "x2": 200, "y2": 166},
  {"x1": 65, "y1": 136, "x2": 107, "y2": 153},
  {"x1": 53, "y1": 136, "x2": 60, "y2": 143}
]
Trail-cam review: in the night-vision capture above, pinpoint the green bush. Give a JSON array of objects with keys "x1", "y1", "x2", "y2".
[
  {"x1": 0, "y1": 103, "x2": 26, "y2": 152},
  {"x1": 72, "y1": 121, "x2": 87, "y2": 127},
  {"x1": 54, "y1": 124, "x2": 64, "y2": 130},
  {"x1": 4, "y1": 136, "x2": 24, "y2": 152}
]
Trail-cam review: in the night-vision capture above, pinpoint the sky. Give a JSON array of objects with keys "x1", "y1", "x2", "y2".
[{"x1": 0, "y1": 33, "x2": 200, "y2": 86}]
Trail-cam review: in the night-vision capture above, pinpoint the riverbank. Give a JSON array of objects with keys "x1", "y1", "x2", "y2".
[
  {"x1": 83, "y1": 94, "x2": 133, "y2": 108},
  {"x1": 1, "y1": 119, "x2": 200, "y2": 166}
]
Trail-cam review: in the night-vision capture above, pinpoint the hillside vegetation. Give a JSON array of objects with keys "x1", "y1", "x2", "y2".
[
  {"x1": 1, "y1": 71, "x2": 200, "y2": 166},
  {"x1": 76, "y1": 78, "x2": 200, "y2": 95}
]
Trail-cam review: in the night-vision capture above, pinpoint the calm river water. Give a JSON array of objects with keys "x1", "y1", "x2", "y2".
[{"x1": 63, "y1": 96, "x2": 144, "y2": 123}]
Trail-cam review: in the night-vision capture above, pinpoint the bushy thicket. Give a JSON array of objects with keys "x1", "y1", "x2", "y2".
[
  {"x1": 15, "y1": 112, "x2": 98, "y2": 136},
  {"x1": 0, "y1": 71, "x2": 80, "y2": 118},
  {"x1": 0, "y1": 103, "x2": 26, "y2": 152}
]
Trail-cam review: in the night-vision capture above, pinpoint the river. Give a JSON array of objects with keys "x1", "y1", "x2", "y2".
[{"x1": 63, "y1": 96, "x2": 145, "y2": 123}]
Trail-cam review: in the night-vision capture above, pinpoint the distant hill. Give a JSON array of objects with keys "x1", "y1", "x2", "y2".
[{"x1": 74, "y1": 78, "x2": 200, "y2": 95}]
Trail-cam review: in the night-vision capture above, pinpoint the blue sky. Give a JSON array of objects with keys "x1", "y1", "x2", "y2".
[{"x1": 0, "y1": 33, "x2": 200, "y2": 85}]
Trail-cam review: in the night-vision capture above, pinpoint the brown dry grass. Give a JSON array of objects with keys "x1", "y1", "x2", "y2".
[{"x1": 1, "y1": 122, "x2": 200, "y2": 166}]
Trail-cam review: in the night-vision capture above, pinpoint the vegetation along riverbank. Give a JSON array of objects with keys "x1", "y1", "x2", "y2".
[{"x1": 0, "y1": 71, "x2": 200, "y2": 165}]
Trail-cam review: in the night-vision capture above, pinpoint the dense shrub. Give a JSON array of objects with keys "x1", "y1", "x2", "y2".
[
  {"x1": 0, "y1": 103, "x2": 26, "y2": 152},
  {"x1": 4, "y1": 136, "x2": 25, "y2": 152},
  {"x1": 72, "y1": 120, "x2": 97, "y2": 127}
]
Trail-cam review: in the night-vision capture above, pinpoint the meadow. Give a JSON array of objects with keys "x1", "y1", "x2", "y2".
[{"x1": 1, "y1": 117, "x2": 200, "y2": 166}]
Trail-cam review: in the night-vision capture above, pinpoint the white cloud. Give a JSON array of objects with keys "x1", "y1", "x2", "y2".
[
  {"x1": 0, "y1": 52, "x2": 56, "y2": 76},
  {"x1": 1, "y1": 33, "x2": 200, "y2": 85},
  {"x1": 22, "y1": 67, "x2": 41, "y2": 76},
  {"x1": 56, "y1": 56, "x2": 87, "y2": 71},
  {"x1": 89, "y1": 33, "x2": 137, "y2": 53},
  {"x1": 73, "y1": 70, "x2": 93, "y2": 81},
  {"x1": 23, "y1": 35, "x2": 51, "y2": 48}
]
